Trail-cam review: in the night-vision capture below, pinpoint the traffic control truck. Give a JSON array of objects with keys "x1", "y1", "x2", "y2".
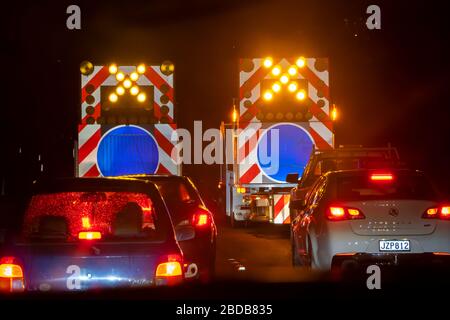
[
  {"x1": 75, "y1": 61, "x2": 181, "y2": 178},
  {"x1": 219, "y1": 57, "x2": 336, "y2": 226}
]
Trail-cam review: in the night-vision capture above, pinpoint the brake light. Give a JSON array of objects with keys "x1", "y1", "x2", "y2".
[
  {"x1": 370, "y1": 173, "x2": 394, "y2": 181},
  {"x1": 326, "y1": 206, "x2": 365, "y2": 221},
  {"x1": 78, "y1": 231, "x2": 102, "y2": 240},
  {"x1": 192, "y1": 211, "x2": 211, "y2": 227},
  {"x1": 192, "y1": 208, "x2": 211, "y2": 227},
  {"x1": 441, "y1": 206, "x2": 450, "y2": 218},
  {"x1": 0, "y1": 257, "x2": 25, "y2": 293},
  {"x1": 423, "y1": 206, "x2": 450, "y2": 220},
  {"x1": 155, "y1": 254, "x2": 183, "y2": 286}
]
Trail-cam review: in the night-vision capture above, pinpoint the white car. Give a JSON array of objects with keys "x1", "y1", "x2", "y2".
[{"x1": 291, "y1": 169, "x2": 450, "y2": 271}]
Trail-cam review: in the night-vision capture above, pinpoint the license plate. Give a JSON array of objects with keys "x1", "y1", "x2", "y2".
[{"x1": 379, "y1": 240, "x2": 410, "y2": 252}]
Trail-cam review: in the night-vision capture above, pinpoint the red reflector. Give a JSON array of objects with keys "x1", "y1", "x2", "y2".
[
  {"x1": 78, "y1": 231, "x2": 102, "y2": 240},
  {"x1": 370, "y1": 173, "x2": 394, "y2": 181},
  {"x1": 440, "y1": 206, "x2": 450, "y2": 219}
]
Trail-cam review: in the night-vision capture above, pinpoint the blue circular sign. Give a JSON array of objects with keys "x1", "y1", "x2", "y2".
[
  {"x1": 257, "y1": 123, "x2": 314, "y2": 182},
  {"x1": 97, "y1": 125, "x2": 159, "y2": 176}
]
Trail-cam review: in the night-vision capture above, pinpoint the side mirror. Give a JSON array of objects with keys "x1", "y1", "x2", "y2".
[
  {"x1": 175, "y1": 225, "x2": 195, "y2": 242},
  {"x1": 289, "y1": 199, "x2": 307, "y2": 211},
  {"x1": 286, "y1": 173, "x2": 299, "y2": 184}
]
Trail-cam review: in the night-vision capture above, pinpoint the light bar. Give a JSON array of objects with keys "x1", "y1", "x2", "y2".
[{"x1": 370, "y1": 173, "x2": 394, "y2": 181}]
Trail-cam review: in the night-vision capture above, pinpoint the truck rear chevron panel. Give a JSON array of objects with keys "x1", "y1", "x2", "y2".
[
  {"x1": 238, "y1": 57, "x2": 334, "y2": 184},
  {"x1": 81, "y1": 65, "x2": 174, "y2": 124},
  {"x1": 77, "y1": 124, "x2": 178, "y2": 177}
]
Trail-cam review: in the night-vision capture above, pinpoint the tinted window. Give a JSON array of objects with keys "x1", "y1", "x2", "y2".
[
  {"x1": 22, "y1": 191, "x2": 166, "y2": 242},
  {"x1": 154, "y1": 180, "x2": 201, "y2": 207},
  {"x1": 335, "y1": 174, "x2": 438, "y2": 201}
]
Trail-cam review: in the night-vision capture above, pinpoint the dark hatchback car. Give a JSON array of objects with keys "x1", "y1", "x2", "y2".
[
  {"x1": 0, "y1": 178, "x2": 184, "y2": 293},
  {"x1": 125, "y1": 175, "x2": 217, "y2": 283}
]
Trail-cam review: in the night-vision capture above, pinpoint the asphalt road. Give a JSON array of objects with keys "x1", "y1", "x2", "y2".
[{"x1": 214, "y1": 220, "x2": 327, "y2": 283}]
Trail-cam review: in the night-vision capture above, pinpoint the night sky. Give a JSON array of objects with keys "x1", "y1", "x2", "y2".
[{"x1": 1, "y1": 0, "x2": 449, "y2": 197}]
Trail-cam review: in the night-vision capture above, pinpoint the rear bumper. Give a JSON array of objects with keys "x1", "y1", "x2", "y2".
[{"x1": 332, "y1": 252, "x2": 450, "y2": 270}]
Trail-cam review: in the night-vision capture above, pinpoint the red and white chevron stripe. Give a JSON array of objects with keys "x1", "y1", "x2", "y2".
[
  {"x1": 273, "y1": 194, "x2": 290, "y2": 224},
  {"x1": 77, "y1": 124, "x2": 179, "y2": 177},
  {"x1": 237, "y1": 57, "x2": 334, "y2": 184},
  {"x1": 81, "y1": 65, "x2": 174, "y2": 124}
]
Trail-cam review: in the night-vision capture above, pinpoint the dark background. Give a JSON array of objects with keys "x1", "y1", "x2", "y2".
[{"x1": 1, "y1": 0, "x2": 449, "y2": 198}]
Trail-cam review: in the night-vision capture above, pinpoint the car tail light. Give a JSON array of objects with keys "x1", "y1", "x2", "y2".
[
  {"x1": 370, "y1": 173, "x2": 394, "y2": 182},
  {"x1": 423, "y1": 206, "x2": 450, "y2": 220},
  {"x1": 326, "y1": 206, "x2": 365, "y2": 221},
  {"x1": 0, "y1": 257, "x2": 25, "y2": 293},
  {"x1": 78, "y1": 231, "x2": 102, "y2": 240},
  {"x1": 191, "y1": 209, "x2": 212, "y2": 228},
  {"x1": 155, "y1": 254, "x2": 183, "y2": 286}
]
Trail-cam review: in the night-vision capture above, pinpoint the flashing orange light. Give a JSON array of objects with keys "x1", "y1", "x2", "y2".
[
  {"x1": 0, "y1": 263, "x2": 23, "y2": 278},
  {"x1": 137, "y1": 92, "x2": 147, "y2": 102},
  {"x1": 130, "y1": 86, "x2": 139, "y2": 96},
  {"x1": 237, "y1": 187, "x2": 247, "y2": 194},
  {"x1": 296, "y1": 90, "x2": 306, "y2": 100},
  {"x1": 109, "y1": 64, "x2": 118, "y2": 74},
  {"x1": 137, "y1": 64, "x2": 146, "y2": 74},
  {"x1": 155, "y1": 261, "x2": 182, "y2": 277},
  {"x1": 109, "y1": 93, "x2": 118, "y2": 103},
  {"x1": 296, "y1": 57, "x2": 306, "y2": 68},
  {"x1": 263, "y1": 57, "x2": 273, "y2": 68},
  {"x1": 263, "y1": 91, "x2": 273, "y2": 101},
  {"x1": 123, "y1": 79, "x2": 132, "y2": 89},
  {"x1": 232, "y1": 108, "x2": 238, "y2": 123},
  {"x1": 288, "y1": 66, "x2": 297, "y2": 76},
  {"x1": 288, "y1": 82, "x2": 298, "y2": 92},
  {"x1": 116, "y1": 86, "x2": 125, "y2": 96},
  {"x1": 272, "y1": 82, "x2": 281, "y2": 93},
  {"x1": 130, "y1": 72, "x2": 139, "y2": 81},
  {"x1": 116, "y1": 72, "x2": 125, "y2": 82},
  {"x1": 78, "y1": 231, "x2": 102, "y2": 240},
  {"x1": 370, "y1": 173, "x2": 394, "y2": 181},
  {"x1": 331, "y1": 106, "x2": 338, "y2": 121},
  {"x1": 81, "y1": 217, "x2": 91, "y2": 229},
  {"x1": 280, "y1": 74, "x2": 289, "y2": 84},
  {"x1": 271, "y1": 66, "x2": 281, "y2": 76}
]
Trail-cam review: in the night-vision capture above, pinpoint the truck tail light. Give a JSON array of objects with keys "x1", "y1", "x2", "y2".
[
  {"x1": 326, "y1": 206, "x2": 365, "y2": 221},
  {"x1": 0, "y1": 257, "x2": 25, "y2": 293},
  {"x1": 78, "y1": 231, "x2": 102, "y2": 240},
  {"x1": 155, "y1": 254, "x2": 183, "y2": 286},
  {"x1": 423, "y1": 206, "x2": 450, "y2": 220}
]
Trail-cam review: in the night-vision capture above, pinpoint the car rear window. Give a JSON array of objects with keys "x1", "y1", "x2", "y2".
[
  {"x1": 335, "y1": 174, "x2": 438, "y2": 201},
  {"x1": 22, "y1": 191, "x2": 166, "y2": 242},
  {"x1": 154, "y1": 180, "x2": 200, "y2": 206}
]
